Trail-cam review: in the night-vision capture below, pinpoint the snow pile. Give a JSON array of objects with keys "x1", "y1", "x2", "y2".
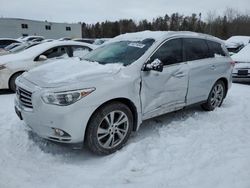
[
  {"x1": 22, "y1": 59, "x2": 123, "y2": 87},
  {"x1": 0, "y1": 84, "x2": 250, "y2": 188}
]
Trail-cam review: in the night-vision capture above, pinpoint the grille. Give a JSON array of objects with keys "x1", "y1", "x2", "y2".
[{"x1": 17, "y1": 87, "x2": 33, "y2": 109}]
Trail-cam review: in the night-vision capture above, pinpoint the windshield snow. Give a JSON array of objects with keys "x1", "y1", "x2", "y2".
[{"x1": 83, "y1": 38, "x2": 155, "y2": 65}]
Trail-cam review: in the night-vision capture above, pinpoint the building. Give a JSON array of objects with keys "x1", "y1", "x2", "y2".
[{"x1": 0, "y1": 18, "x2": 82, "y2": 39}]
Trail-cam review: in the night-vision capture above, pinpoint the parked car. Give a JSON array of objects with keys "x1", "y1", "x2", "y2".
[
  {"x1": 14, "y1": 31, "x2": 233, "y2": 155},
  {"x1": 7, "y1": 41, "x2": 41, "y2": 54},
  {"x1": 1, "y1": 41, "x2": 41, "y2": 56},
  {"x1": 93, "y1": 38, "x2": 110, "y2": 45},
  {"x1": 0, "y1": 38, "x2": 21, "y2": 49},
  {"x1": 58, "y1": 37, "x2": 71, "y2": 41},
  {"x1": 74, "y1": 38, "x2": 110, "y2": 45},
  {"x1": 232, "y1": 44, "x2": 250, "y2": 82},
  {"x1": 0, "y1": 40, "x2": 95, "y2": 91},
  {"x1": 73, "y1": 38, "x2": 95, "y2": 44},
  {"x1": 19, "y1": 36, "x2": 45, "y2": 42},
  {"x1": 225, "y1": 36, "x2": 250, "y2": 55}
]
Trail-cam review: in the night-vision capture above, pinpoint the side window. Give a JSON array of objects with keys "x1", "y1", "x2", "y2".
[
  {"x1": 183, "y1": 38, "x2": 210, "y2": 61},
  {"x1": 207, "y1": 40, "x2": 226, "y2": 57},
  {"x1": 72, "y1": 46, "x2": 92, "y2": 58},
  {"x1": 151, "y1": 38, "x2": 183, "y2": 66},
  {"x1": 41, "y1": 46, "x2": 68, "y2": 59}
]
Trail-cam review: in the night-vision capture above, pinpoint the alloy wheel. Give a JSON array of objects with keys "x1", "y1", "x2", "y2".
[{"x1": 97, "y1": 110, "x2": 129, "y2": 149}]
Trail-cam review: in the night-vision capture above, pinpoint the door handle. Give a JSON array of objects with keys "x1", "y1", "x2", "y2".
[
  {"x1": 173, "y1": 72, "x2": 185, "y2": 78},
  {"x1": 210, "y1": 65, "x2": 216, "y2": 70}
]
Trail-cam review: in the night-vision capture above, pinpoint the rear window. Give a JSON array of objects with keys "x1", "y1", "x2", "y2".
[
  {"x1": 183, "y1": 38, "x2": 210, "y2": 61},
  {"x1": 207, "y1": 40, "x2": 226, "y2": 57}
]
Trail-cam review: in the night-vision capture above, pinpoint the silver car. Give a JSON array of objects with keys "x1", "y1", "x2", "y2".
[
  {"x1": 15, "y1": 31, "x2": 233, "y2": 155},
  {"x1": 232, "y1": 44, "x2": 250, "y2": 82}
]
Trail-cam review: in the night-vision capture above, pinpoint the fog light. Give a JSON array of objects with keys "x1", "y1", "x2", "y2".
[{"x1": 54, "y1": 128, "x2": 64, "y2": 137}]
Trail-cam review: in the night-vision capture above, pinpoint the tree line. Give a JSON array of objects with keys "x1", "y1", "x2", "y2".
[{"x1": 82, "y1": 8, "x2": 250, "y2": 40}]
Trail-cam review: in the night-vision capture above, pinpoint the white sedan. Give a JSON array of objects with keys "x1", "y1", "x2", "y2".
[
  {"x1": 232, "y1": 44, "x2": 250, "y2": 82},
  {"x1": 0, "y1": 40, "x2": 96, "y2": 91}
]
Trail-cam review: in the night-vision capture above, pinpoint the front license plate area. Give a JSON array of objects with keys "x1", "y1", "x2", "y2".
[{"x1": 238, "y1": 70, "x2": 248, "y2": 75}]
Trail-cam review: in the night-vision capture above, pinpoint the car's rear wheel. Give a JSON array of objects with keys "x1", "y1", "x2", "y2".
[
  {"x1": 201, "y1": 80, "x2": 225, "y2": 111},
  {"x1": 85, "y1": 102, "x2": 133, "y2": 155},
  {"x1": 9, "y1": 72, "x2": 23, "y2": 92}
]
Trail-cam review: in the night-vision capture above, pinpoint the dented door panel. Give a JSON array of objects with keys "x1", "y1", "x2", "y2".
[{"x1": 141, "y1": 63, "x2": 189, "y2": 120}]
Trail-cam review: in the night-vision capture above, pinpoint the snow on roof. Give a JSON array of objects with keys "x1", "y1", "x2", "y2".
[
  {"x1": 231, "y1": 44, "x2": 250, "y2": 62},
  {"x1": 109, "y1": 30, "x2": 222, "y2": 43},
  {"x1": 0, "y1": 38, "x2": 21, "y2": 42},
  {"x1": 111, "y1": 31, "x2": 171, "y2": 42},
  {"x1": 226, "y1": 36, "x2": 250, "y2": 47}
]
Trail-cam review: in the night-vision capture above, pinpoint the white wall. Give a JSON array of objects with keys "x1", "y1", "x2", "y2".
[{"x1": 0, "y1": 18, "x2": 82, "y2": 39}]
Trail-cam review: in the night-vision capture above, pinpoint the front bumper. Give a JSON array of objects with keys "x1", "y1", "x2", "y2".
[
  {"x1": 15, "y1": 79, "x2": 97, "y2": 144},
  {"x1": 232, "y1": 76, "x2": 250, "y2": 83}
]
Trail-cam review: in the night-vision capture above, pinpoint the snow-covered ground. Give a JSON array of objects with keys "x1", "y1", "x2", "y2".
[{"x1": 0, "y1": 83, "x2": 250, "y2": 188}]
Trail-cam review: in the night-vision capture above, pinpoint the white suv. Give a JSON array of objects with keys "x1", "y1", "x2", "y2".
[{"x1": 15, "y1": 31, "x2": 233, "y2": 155}]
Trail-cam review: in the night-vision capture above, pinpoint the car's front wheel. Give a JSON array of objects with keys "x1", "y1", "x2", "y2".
[
  {"x1": 201, "y1": 80, "x2": 226, "y2": 111},
  {"x1": 85, "y1": 102, "x2": 133, "y2": 155}
]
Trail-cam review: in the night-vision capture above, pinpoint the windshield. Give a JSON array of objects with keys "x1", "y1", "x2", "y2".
[
  {"x1": 9, "y1": 44, "x2": 27, "y2": 53},
  {"x1": 83, "y1": 39, "x2": 155, "y2": 65}
]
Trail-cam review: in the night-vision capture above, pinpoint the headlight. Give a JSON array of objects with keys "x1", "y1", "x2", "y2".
[
  {"x1": 0, "y1": 64, "x2": 6, "y2": 70},
  {"x1": 42, "y1": 88, "x2": 95, "y2": 106}
]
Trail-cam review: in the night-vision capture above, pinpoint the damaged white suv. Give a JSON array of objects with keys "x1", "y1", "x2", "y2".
[{"x1": 15, "y1": 31, "x2": 233, "y2": 155}]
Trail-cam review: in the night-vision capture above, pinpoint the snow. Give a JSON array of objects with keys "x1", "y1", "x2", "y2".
[
  {"x1": 109, "y1": 31, "x2": 223, "y2": 45},
  {"x1": 0, "y1": 83, "x2": 250, "y2": 188},
  {"x1": 225, "y1": 36, "x2": 250, "y2": 48},
  {"x1": 111, "y1": 31, "x2": 171, "y2": 42},
  {"x1": 232, "y1": 44, "x2": 250, "y2": 63},
  {"x1": 23, "y1": 59, "x2": 123, "y2": 87}
]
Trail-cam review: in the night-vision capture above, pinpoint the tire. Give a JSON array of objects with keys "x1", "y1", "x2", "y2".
[
  {"x1": 9, "y1": 72, "x2": 23, "y2": 92},
  {"x1": 85, "y1": 102, "x2": 133, "y2": 155},
  {"x1": 201, "y1": 80, "x2": 226, "y2": 111}
]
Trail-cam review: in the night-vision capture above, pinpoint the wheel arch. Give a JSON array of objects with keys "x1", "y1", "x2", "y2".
[
  {"x1": 8, "y1": 71, "x2": 25, "y2": 89},
  {"x1": 217, "y1": 77, "x2": 228, "y2": 98},
  {"x1": 84, "y1": 98, "x2": 139, "y2": 141}
]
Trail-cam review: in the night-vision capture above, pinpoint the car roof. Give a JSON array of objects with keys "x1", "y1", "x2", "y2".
[
  {"x1": 23, "y1": 40, "x2": 96, "y2": 54},
  {"x1": 110, "y1": 30, "x2": 223, "y2": 44},
  {"x1": 0, "y1": 38, "x2": 21, "y2": 42}
]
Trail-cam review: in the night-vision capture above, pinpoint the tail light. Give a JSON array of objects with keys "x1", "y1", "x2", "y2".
[{"x1": 230, "y1": 61, "x2": 235, "y2": 67}]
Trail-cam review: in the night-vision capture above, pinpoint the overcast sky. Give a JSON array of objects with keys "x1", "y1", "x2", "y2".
[{"x1": 0, "y1": 0, "x2": 249, "y2": 23}]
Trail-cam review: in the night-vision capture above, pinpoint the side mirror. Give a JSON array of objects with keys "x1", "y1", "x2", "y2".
[
  {"x1": 143, "y1": 59, "x2": 163, "y2": 72},
  {"x1": 38, "y1": 55, "x2": 47, "y2": 61}
]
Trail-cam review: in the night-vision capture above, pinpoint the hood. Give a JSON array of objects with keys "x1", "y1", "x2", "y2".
[
  {"x1": 231, "y1": 44, "x2": 250, "y2": 63},
  {"x1": 22, "y1": 58, "x2": 123, "y2": 88}
]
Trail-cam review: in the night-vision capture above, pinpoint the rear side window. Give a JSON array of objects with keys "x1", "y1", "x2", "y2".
[
  {"x1": 151, "y1": 38, "x2": 183, "y2": 66},
  {"x1": 41, "y1": 46, "x2": 68, "y2": 59},
  {"x1": 184, "y1": 38, "x2": 210, "y2": 61},
  {"x1": 207, "y1": 40, "x2": 226, "y2": 57},
  {"x1": 71, "y1": 46, "x2": 92, "y2": 58}
]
